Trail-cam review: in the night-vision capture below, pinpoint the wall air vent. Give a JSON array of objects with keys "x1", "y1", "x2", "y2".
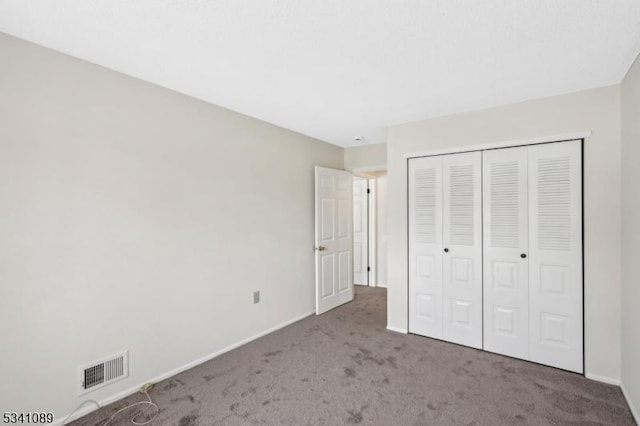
[{"x1": 78, "y1": 351, "x2": 128, "y2": 395}]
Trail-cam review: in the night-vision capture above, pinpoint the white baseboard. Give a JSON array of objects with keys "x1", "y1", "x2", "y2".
[
  {"x1": 54, "y1": 310, "x2": 315, "y2": 426},
  {"x1": 585, "y1": 373, "x2": 621, "y2": 386},
  {"x1": 621, "y1": 382, "x2": 639, "y2": 424},
  {"x1": 386, "y1": 325, "x2": 408, "y2": 334}
]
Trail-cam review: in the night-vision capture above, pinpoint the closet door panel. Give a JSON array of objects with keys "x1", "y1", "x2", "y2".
[
  {"x1": 409, "y1": 156, "x2": 444, "y2": 339},
  {"x1": 483, "y1": 147, "x2": 530, "y2": 359},
  {"x1": 443, "y1": 151, "x2": 483, "y2": 349},
  {"x1": 528, "y1": 140, "x2": 583, "y2": 373}
]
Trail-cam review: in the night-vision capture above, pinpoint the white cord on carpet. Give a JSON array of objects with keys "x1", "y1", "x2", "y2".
[
  {"x1": 61, "y1": 389, "x2": 159, "y2": 426},
  {"x1": 103, "y1": 391, "x2": 159, "y2": 426},
  {"x1": 61, "y1": 400, "x2": 101, "y2": 425}
]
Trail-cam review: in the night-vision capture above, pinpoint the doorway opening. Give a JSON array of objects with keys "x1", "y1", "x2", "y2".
[{"x1": 353, "y1": 171, "x2": 387, "y2": 288}]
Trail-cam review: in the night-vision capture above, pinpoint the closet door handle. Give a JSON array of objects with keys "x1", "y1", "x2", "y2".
[
  {"x1": 444, "y1": 248, "x2": 449, "y2": 253},
  {"x1": 520, "y1": 253, "x2": 527, "y2": 258}
]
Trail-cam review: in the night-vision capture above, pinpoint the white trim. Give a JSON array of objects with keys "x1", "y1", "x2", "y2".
[
  {"x1": 403, "y1": 131, "x2": 591, "y2": 159},
  {"x1": 368, "y1": 178, "x2": 377, "y2": 287},
  {"x1": 585, "y1": 373, "x2": 621, "y2": 386},
  {"x1": 352, "y1": 176, "x2": 369, "y2": 287},
  {"x1": 622, "y1": 382, "x2": 639, "y2": 424},
  {"x1": 387, "y1": 325, "x2": 408, "y2": 334},
  {"x1": 54, "y1": 310, "x2": 315, "y2": 426},
  {"x1": 350, "y1": 164, "x2": 387, "y2": 174}
]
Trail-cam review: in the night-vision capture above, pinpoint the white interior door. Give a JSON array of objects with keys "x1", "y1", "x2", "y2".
[
  {"x1": 353, "y1": 177, "x2": 369, "y2": 286},
  {"x1": 442, "y1": 152, "x2": 483, "y2": 349},
  {"x1": 409, "y1": 156, "x2": 444, "y2": 339},
  {"x1": 315, "y1": 166, "x2": 354, "y2": 315},
  {"x1": 483, "y1": 146, "x2": 530, "y2": 359},
  {"x1": 528, "y1": 140, "x2": 583, "y2": 373}
]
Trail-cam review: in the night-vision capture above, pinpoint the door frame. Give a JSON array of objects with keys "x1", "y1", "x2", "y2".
[
  {"x1": 351, "y1": 168, "x2": 388, "y2": 288},
  {"x1": 403, "y1": 131, "x2": 591, "y2": 160},
  {"x1": 367, "y1": 178, "x2": 377, "y2": 287},
  {"x1": 353, "y1": 176, "x2": 369, "y2": 286}
]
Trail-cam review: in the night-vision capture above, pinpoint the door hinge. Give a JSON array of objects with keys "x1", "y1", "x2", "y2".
[
  {"x1": 367, "y1": 266, "x2": 371, "y2": 272},
  {"x1": 367, "y1": 188, "x2": 371, "y2": 194}
]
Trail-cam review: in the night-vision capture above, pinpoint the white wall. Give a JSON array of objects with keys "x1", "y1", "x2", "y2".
[
  {"x1": 621, "y1": 52, "x2": 640, "y2": 420},
  {"x1": 0, "y1": 34, "x2": 343, "y2": 418},
  {"x1": 344, "y1": 143, "x2": 387, "y2": 172},
  {"x1": 375, "y1": 174, "x2": 388, "y2": 287},
  {"x1": 387, "y1": 86, "x2": 622, "y2": 382}
]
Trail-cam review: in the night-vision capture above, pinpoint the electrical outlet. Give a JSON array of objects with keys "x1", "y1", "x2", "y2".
[
  {"x1": 140, "y1": 383, "x2": 154, "y2": 393},
  {"x1": 253, "y1": 291, "x2": 260, "y2": 304}
]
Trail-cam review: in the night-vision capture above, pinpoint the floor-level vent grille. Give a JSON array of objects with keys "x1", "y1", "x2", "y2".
[{"x1": 79, "y1": 351, "x2": 128, "y2": 395}]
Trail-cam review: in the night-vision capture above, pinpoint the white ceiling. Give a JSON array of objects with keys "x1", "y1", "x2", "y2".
[{"x1": 2, "y1": 1, "x2": 640, "y2": 147}]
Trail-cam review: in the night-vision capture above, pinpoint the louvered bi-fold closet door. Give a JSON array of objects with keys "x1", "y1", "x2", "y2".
[
  {"x1": 442, "y1": 152, "x2": 483, "y2": 349},
  {"x1": 483, "y1": 140, "x2": 583, "y2": 372},
  {"x1": 528, "y1": 140, "x2": 583, "y2": 373},
  {"x1": 483, "y1": 146, "x2": 530, "y2": 359},
  {"x1": 409, "y1": 156, "x2": 443, "y2": 339}
]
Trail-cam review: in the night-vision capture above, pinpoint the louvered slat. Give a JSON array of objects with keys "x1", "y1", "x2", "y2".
[
  {"x1": 415, "y1": 168, "x2": 437, "y2": 244},
  {"x1": 537, "y1": 156, "x2": 571, "y2": 251},
  {"x1": 105, "y1": 357, "x2": 123, "y2": 381},
  {"x1": 84, "y1": 364, "x2": 104, "y2": 390},
  {"x1": 449, "y1": 164, "x2": 475, "y2": 246},
  {"x1": 490, "y1": 161, "x2": 520, "y2": 248}
]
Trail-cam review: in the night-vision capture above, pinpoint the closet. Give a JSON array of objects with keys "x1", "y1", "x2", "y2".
[{"x1": 408, "y1": 140, "x2": 583, "y2": 373}]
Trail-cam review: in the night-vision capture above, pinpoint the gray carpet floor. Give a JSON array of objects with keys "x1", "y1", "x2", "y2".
[{"x1": 71, "y1": 287, "x2": 635, "y2": 425}]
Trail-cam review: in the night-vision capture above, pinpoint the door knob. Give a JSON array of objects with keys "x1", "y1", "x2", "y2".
[
  {"x1": 315, "y1": 246, "x2": 326, "y2": 251},
  {"x1": 521, "y1": 253, "x2": 527, "y2": 258},
  {"x1": 444, "y1": 248, "x2": 449, "y2": 253}
]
